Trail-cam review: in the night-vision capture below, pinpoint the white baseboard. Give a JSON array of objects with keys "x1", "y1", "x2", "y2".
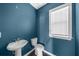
[
  {"x1": 43, "y1": 50, "x2": 56, "y2": 56},
  {"x1": 24, "y1": 48, "x2": 35, "y2": 56},
  {"x1": 24, "y1": 48, "x2": 56, "y2": 56}
]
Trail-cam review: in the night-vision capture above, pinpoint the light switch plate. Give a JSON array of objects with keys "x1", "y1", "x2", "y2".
[{"x1": 0, "y1": 32, "x2": 1, "y2": 38}]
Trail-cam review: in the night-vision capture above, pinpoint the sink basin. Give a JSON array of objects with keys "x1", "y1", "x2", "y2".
[{"x1": 7, "y1": 39, "x2": 28, "y2": 51}]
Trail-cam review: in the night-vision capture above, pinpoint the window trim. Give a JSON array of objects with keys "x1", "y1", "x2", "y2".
[{"x1": 49, "y1": 3, "x2": 72, "y2": 40}]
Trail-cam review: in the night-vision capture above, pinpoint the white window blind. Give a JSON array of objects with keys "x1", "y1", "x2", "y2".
[{"x1": 49, "y1": 4, "x2": 72, "y2": 40}]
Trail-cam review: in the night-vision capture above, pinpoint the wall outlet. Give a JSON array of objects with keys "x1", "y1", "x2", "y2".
[{"x1": 0, "y1": 32, "x2": 1, "y2": 38}]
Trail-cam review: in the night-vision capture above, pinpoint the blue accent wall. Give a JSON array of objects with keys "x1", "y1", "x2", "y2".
[
  {"x1": 76, "y1": 3, "x2": 79, "y2": 55},
  {"x1": 0, "y1": 3, "x2": 36, "y2": 56},
  {"x1": 37, "y1": 3, "x2": 76, "y2": 56},
  {"x1": 0, "y1": 3, "x2": 77, "y2": 56}
]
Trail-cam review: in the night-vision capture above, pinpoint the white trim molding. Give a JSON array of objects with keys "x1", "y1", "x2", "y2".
[
  {"x1": 30, "y1": 3, "x2": 47, "y2": 9},
  {"x1": 49, "y1": 3, "x2": 72, "y2": 40},
  {"x1": 43, "y1": 50, "x2": 56, "y2": 56},
  {"x1": 24, "y1": 48, "x2": 35, "y2": 56},
  {"x1": 24, "y1": 48, "x2": 56, "y2": 56}
]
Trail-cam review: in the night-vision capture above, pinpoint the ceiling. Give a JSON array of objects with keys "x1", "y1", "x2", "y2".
[{"x1": 30, "y1": 3, "x2": 47, "y2": 9}]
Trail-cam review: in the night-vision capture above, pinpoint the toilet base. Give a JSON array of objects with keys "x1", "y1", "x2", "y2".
[{"x1": 35, "y1": 50, "x2": 43, "y2": 56}]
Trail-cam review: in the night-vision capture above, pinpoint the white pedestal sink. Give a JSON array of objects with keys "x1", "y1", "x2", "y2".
[{"x1": 7, "y1": 39, "x2": 28, "y2": 56}]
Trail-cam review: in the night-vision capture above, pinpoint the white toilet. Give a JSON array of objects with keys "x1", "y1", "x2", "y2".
[
  {"x1": 31, "y1": 38, "x2": 44, "y2": 56},
  {"x1": 35, "y1": 44, "x2": 44, "y2": 56}
]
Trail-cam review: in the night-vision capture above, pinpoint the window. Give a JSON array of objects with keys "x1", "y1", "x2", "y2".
[{"x1": 49, "y1": 4, "x2": 72, "y2": 40}]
